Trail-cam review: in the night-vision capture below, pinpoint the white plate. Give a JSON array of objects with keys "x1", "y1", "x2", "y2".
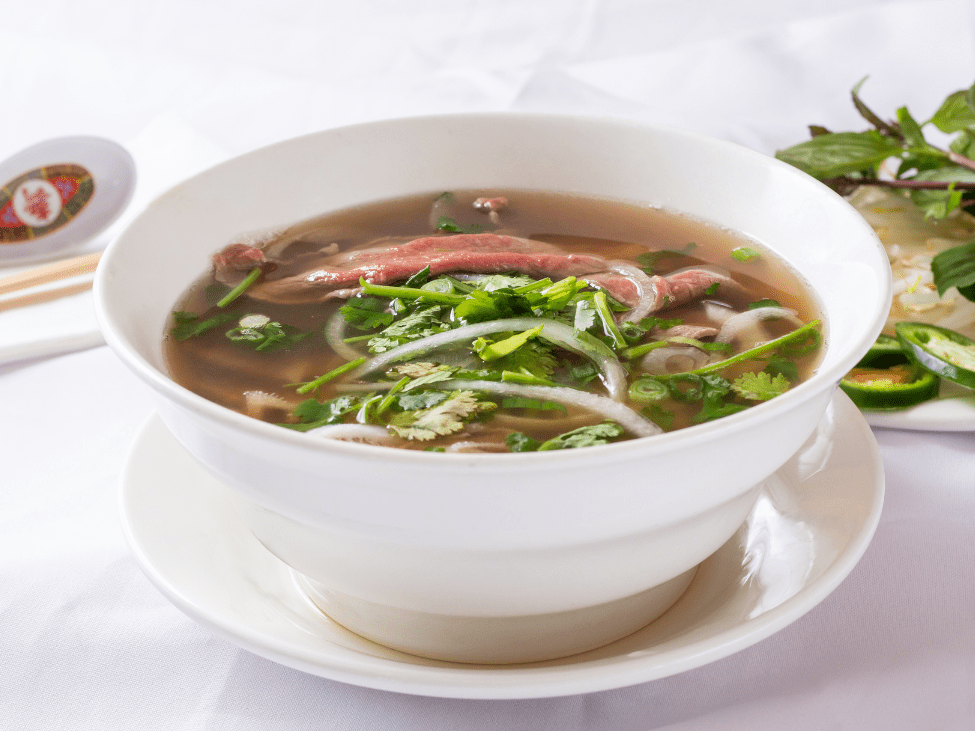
[
  {"x1": 120, "y1": 391, "x2": 884, "y2": 699},
  {"x1": 864, "y1": 380, "x2": 975, "y2": 432}
]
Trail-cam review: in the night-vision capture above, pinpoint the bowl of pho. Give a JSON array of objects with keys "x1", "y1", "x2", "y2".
[{"x1": 96, "y1": 114, "x2": 890, "y2": 664}]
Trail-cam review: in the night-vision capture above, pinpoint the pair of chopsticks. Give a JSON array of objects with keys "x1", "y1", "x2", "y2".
[{"x1": 0, "y1": 252, "x2": 101, "y2": 313}]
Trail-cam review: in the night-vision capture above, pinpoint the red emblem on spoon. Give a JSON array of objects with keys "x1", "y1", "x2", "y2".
[{"x1": 0, "y1": 164, "x2": 95, "y2": 243}]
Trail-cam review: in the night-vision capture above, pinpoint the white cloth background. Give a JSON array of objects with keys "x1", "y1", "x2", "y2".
[{"x1": 2, "y1": 1, "x2": 974, "y2": 728}]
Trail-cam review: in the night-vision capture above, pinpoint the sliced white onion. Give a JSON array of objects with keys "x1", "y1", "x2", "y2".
[
  {"x1": 639, "y1": 346, "x2": 711, "y2": 375},
  {"x1": 898, "y1": 288, "x2": 942, "y2": 312},
  {"x1": 305, "y1": 423, "x2": 396, "y2": 445},
  {"x1": 437, "y1": 379, "x2": 661, "y2": 437},
  {"x1": 354, "y1": 318, "x2": 628, "y2": 401},
  {"x1": 715, "y1": 307, "x2": 803, "y2": 345},
  {"x1": 702, "y1": 301, "x2": 740, "y2": 325},
  {"x1": 445, "y1": 440, "x2": 510, "y2": 453},
  {"x1": 607, "y1": 262, "x2": 657, "y2": 323},
  {"x1": 324, "y1": 310, "x2": 370, "y2": 362}
]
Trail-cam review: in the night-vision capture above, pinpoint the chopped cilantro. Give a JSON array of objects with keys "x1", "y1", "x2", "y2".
[
  {"x1": 732, "y1": 371, "x2": 792, "y2": 401},
  {"x1": 217, "y1": 267, "x2": 262, "y2": 308},
  {"x1": 454, "y1": 287, "x2": 534, "y2": 323},
  {"x1": 341, "y1": 297, "x2": 395, "y2": 330},
  {"x1": 764, "y1": 355, "x2": 799, "y2": 381},
  {"x1": 225, "y1": 317, "x2": 309, "y2": 352},
  {"x1": 635, "y1": 243, "x2": 697, "y2": 274},
  {"x1": 403, "y1": 266, "x2": 432, "y2": 288},
  {"x1": 295, "y1": 357, "x2": 366, "y2": 394},
  {"x1": 476, "y1": 274, "x2": 537, "y2": 291},
  {"x1": 731, "y1": 247, "x2": 761, "y2": 262},
  {"x1": 436, "y1": 216, "x2": 463, "y2": 233},
  {"x1": 499, "y1": 397, "x2": 565, "y2": 413},
  {"x1": 474, "y1": 326, "x2": 543, "y2": 362},
  {"x1": 436, "y1": 216, "x2": 482, "y2": 234},
  {"x1": 570, "y1": 362, "x2": 599, "y2": 385},
  {"x1": 506, "y1": 432, "x2": 541, "y2": 452},
  {"x1": 642, "y1": 403, "x2": 674, "y2": 431},
  {"x1": 368, "y1": 306, "x2": 449, "y2": 353},
  {"x1": 397, "y1": 390, "x2": 450, "y2": 410},
  {"x1": 693, "y1": 375, "x2": 747, "y2": 423},
  {"x1": 537, "y1": 422, "x2": 625, "y2": 451},
  {"x1": 397, "y1": 364, "x2": 459, "y2": 391},
  {"x1": 748, "y1": 298, "x2": 782, "y2": 310},
  {"x1": 171, "y1": 310, "x2": 242, "y2": 341},
  {"x1": 283, "y1": 394, "x2": 364, "y2": 431},
  {"x1": 387, "y1": 390, "x2": 496, "y2": 441},
  {"x1": 639, "y1": 316, "x2": 684, "y2": 330},
  {"x1": 574, "y1": 299, "x2": 598, "y2": 332}
]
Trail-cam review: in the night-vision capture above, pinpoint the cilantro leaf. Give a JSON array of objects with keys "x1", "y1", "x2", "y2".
[
  {"x1": 506, "y1": 432, "x2": 541, "y2": 452},
  {"x1": 732, "y1": 371, "x2": 792, "y2": 401},
  {"x1": 537, "y1": 422, "x2": 625, "y2": 451},
  {"x1": 397, "y1": 391, "x2": 449, "y2": 410},
  {"x1": 368, "y1": 305, "x2": 448, "y2": 353},
  {"x1": 764, "y1": 355, "x2": 799, "y2": 382},
  {"x1": 474, "y1": 326, "x2": 543, "y2": 362},
  {"x1": 454, "y1": 288, "x2": 534, "y2": 323},
  {"x1": 394, "y1": 363, "x2": 459, "y2": 391},
  {"x1": 387, "y1": 390, "x2": 496, "y2": 441},
  {"x1": 171, "y1": 310, "x2": 242, "y2": 341},
  {"x1": 283, "y1": 394, "x2": 363, "y2": 431},
  {"x1": 226, "y1": 318, "x2": 309, "y2": 352},
  {"x1": 341, "y1": 297, "x2": 395, "y2": 330},
  {"x1": 475, "y1": 274, "x2": 537, "y2": 291}
]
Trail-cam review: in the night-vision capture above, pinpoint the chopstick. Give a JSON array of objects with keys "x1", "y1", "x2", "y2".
[
  {"x1": 0, "y1": 280, "x2": 95, "y2": 313},
  {"x1": 0, "y1": 251, "x2": 101, "y2": 312}
]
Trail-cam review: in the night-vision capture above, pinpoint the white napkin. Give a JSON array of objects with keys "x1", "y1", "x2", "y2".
[{"x1": 0, "y1": 116, "x2": 231, "y2": 366}]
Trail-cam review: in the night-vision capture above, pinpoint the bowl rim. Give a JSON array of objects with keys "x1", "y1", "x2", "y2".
[{"x1": 94, "y1": 112, "x2": 892, "y2": 468}]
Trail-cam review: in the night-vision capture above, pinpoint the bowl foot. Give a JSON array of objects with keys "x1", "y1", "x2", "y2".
[{"x1": 294, "y1": 567, "x2": 698, "y2": 664}]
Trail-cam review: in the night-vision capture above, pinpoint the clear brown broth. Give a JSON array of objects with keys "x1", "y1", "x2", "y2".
[{"x1": 164, "y1": 189, "x2": 823, "y2": 447}]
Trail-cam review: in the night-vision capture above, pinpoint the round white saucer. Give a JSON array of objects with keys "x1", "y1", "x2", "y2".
[{"x1": 120, "y1": 390, "x2": 884, "y2": 699}]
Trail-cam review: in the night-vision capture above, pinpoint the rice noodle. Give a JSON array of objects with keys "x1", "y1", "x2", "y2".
[
  {"x1": 354, "y1": 318, "x2": 628, "y2": 400},
  {"x1": 305, "y1": 423, "x2": 396, "y2": 444},
  {"x1": 607, "y1": 262, "x2": 657, "y2": 323},
  {"x1": 436, "y1": 379, "x2": 661, "y2": 437},
  {"x1": 715, "y1": 307, "x2": 803, "y2": 345}
]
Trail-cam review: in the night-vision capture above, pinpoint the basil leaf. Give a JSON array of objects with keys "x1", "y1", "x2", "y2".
[
  {"x1": 930, "y1": 84, "x2": 975, "y2": 134},
  {"x1": 774, "y1": 131, "x2": 902, "y2": 179},
  {"x1": 909, "y1": 167, "x2": 975, "y2": 218},
  {"x1": 931, "y1": 238, "x2": 975, "y2": 301}
]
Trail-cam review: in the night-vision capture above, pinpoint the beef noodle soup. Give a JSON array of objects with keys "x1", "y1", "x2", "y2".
[{"x1": 164, "y1": 190, "x2": 824, "y2": 452}]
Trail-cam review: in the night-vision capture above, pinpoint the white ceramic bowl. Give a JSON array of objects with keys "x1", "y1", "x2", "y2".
[{"x1": 95, "y1": 115, "x2": 891, "y2": 664}]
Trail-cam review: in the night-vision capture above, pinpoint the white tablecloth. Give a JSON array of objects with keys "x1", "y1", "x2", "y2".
[{"x1": 3, "y1": 1, "x2": 973, "y2": 728}]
